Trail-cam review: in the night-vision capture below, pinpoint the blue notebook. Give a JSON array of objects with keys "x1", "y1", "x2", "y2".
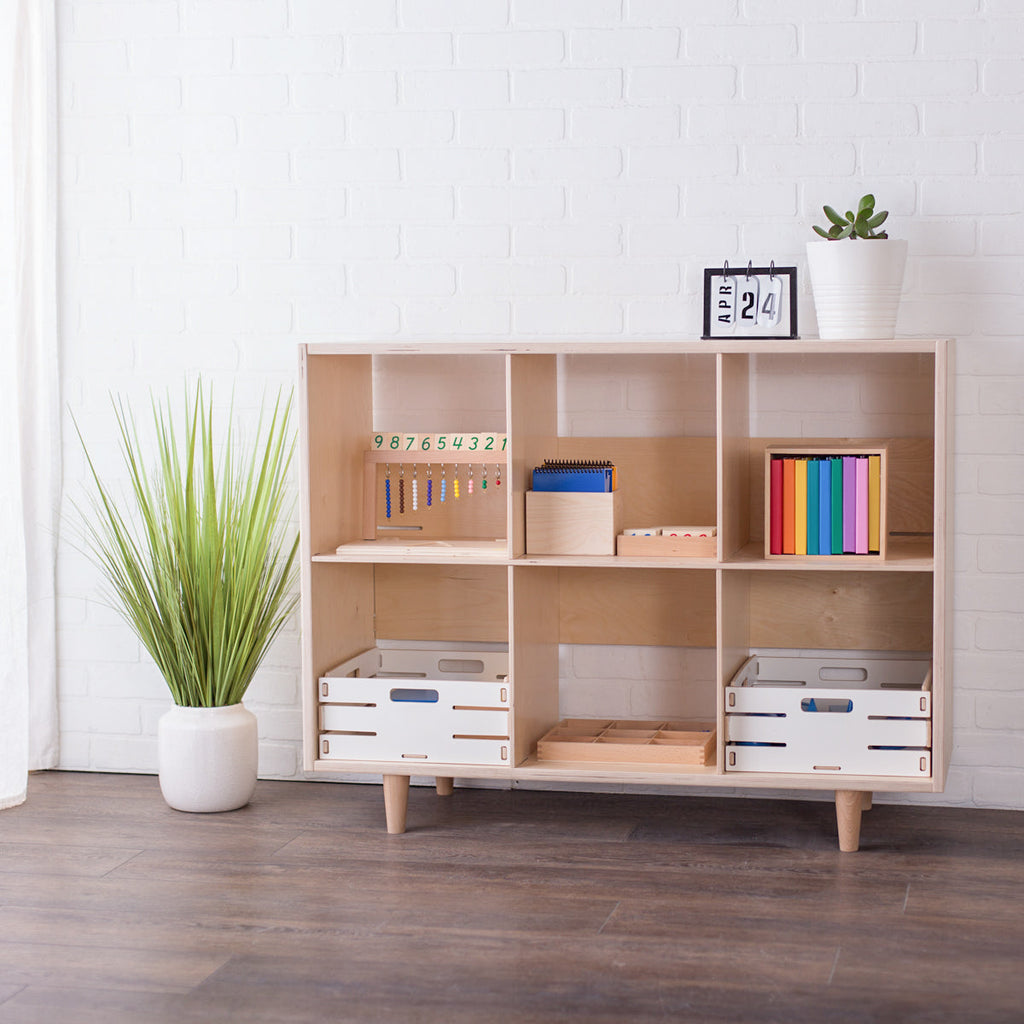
[{"x1": 532, "y1": 460, "x2": 617, "y2": 492}]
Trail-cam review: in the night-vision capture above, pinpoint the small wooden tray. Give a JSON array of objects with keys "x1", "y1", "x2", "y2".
[
  {"x1": 536, "y1": 718, "x2": 716, "y2": 766},
  {"x1": 616, "y1": 534, "x2": 716, "y2": 558}
]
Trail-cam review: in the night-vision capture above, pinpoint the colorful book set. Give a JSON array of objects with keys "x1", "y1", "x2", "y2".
[{"x1": 765, "y1": 446, "x2": 887, "y2": 558}]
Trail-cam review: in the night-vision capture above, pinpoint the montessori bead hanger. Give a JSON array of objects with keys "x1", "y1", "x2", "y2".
[
  {"x1": 379, "y1": 459, "x2": 502, "y2": 520},
  {"x1": 363, "y1": 432, "x2": 507, "y2": 541}
]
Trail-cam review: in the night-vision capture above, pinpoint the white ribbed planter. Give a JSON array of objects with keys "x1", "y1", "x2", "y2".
[
  {"x1": 806, "y1": 239, "x2": 908, "y2": 340},
  {"x1": 157, "y1": 704, "x2": 258, "y2": 813}
]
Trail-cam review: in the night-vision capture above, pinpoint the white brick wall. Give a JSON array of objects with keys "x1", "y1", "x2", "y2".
[{"x1": 56, "y1": 1, "x2": 1024, "y2": 811}]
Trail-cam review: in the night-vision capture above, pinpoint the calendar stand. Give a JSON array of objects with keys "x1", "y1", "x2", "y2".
[{"x1": 702, "y1": 263, "x2": 798, "y2": 340}]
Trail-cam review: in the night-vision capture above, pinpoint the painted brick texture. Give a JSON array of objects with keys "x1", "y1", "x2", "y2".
[{"x1": 57, "y1": 1, "x2": 1024, "y2": 809}]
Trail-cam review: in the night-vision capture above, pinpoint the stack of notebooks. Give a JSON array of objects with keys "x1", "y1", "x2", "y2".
[
  {"x1": 768, "y1": 453, "x2": 882, "y2": 555},
  {"x1": 532, "y1": 459, "x2": 617, "y2": 492}
]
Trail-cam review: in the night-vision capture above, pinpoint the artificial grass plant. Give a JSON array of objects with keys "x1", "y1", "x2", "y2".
[{"x1": 76, "y1": 380, "x2": 299, "y2": 707}]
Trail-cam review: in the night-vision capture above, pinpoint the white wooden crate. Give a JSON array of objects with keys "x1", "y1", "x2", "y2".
[
  {"x1": 318, "y1": 646, "x2": 510, "y2": 766},
  {"x1": 725, "y1": 654, "x2": 932, "y2": 777}
]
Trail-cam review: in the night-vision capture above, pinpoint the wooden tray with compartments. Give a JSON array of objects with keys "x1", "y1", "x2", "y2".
[{"x1": 536, "y1": 718, "x2": 716, "y2": 766}]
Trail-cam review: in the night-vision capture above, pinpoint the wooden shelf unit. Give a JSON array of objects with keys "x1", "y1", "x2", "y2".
[{"x1": 299, "y1": 339, "x2": 953, "y2": 852}]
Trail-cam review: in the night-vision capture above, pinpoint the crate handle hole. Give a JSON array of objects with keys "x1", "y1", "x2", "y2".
[
  {"x1": 801, "y1": 698, "x2": 853, "y2": 714},
  {"x1": 438, "y1": 658, "x2": 485, "y2": 674},
  {"x1": 390, "y1": 688, "x2": 439, "y2": 703},
  {"x1": 818, "y1": 666, "x2": 868, "y2": 683}
]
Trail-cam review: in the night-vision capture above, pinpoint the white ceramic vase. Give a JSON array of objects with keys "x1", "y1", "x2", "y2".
[
  {"x1": 157, "y1": 703, "x2": 258, "y2": 812},
  {"x1": 806, "y1": 238, "x2": 908, "y2": 340}
]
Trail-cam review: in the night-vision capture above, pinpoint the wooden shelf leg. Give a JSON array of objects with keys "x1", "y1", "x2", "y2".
[
  {"x1": 835, "y1": 789, "x2": 867, "y2": 852},
  {"x1": 383, "y1": 774, "x2": 410, "y2": 835},
  {"x1": 435, "y1": 776, "x2": 454, "y2": 797},
  {"x1": 862, "y1": 791, "x2": 873, "y2": 812}
]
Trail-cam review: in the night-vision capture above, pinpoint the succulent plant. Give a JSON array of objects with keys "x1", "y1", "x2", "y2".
[{"x1": 812, "y1": 193, "x2": 889, "y2": 240}]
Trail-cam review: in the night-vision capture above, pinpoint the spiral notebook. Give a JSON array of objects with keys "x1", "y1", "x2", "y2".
[{"x1": 531, "y1": 459, "x2": 617, "y2": 493}]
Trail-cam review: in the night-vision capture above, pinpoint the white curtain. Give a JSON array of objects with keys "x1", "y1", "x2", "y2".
[{"x1": 1, "y1": 0, "x2": 59, "y2": 809}]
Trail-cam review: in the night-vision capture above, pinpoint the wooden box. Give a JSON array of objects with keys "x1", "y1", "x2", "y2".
[
  {"x1": 526, "y1": 490, "x2": 623, "y2": 556},
  {"x1": 536, "y1": 718, "x2": 716, "y2": 766},
  {"x1": 319, "y1": 646, "x2": 510, "y2": 766},
  {"x1": 764, "y1": 445, "x2": 888, "y2": 560},
  {"x1": 724, "y1": 655, "x2": 931, "y2": 777}
]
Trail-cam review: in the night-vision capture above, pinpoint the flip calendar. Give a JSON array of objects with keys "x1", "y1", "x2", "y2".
[{"x1": 702, "y1": 263, "x2": 798, "y2": 340}]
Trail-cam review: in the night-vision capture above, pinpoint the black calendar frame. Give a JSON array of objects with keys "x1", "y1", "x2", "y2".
[{"x1": 702, "y1": 265, "x2": 798, "y2": 340}]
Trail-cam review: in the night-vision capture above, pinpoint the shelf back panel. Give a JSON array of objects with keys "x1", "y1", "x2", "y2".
[
  {"x1": 556, "y1": 436, "x2": 716, "y2": 530},
  {"x1": 747, "y1": 571, "x2": 933, "y2": 651},
  {"x1": 374, "y1": 563, "x2": 509, "y2": 644},
  {"x1": 559, "y1": 568, "x2": 716, "y2": 647}
]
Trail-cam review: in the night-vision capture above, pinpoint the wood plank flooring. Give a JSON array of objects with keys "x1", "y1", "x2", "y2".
[{"x1": 1, "y1": 771, "x2": 1023, "y2": 1023}]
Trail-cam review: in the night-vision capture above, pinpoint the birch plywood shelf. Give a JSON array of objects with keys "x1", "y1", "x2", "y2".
[{"x1": 298, "y1": 339, "x2": 953, "y2": 853}]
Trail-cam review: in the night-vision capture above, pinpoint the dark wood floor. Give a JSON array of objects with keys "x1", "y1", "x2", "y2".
[{"x1": 1, "y1": 773, "x2": 1023, "y2": 1023}]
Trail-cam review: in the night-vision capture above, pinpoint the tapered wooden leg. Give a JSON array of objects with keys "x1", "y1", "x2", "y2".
[
  {"x1": 862, "y1": 792, "x2": 873, "y2": 812},
  {"x1": 835, "y1": 789, "x2": 866, "y2": 852},
  {"x1": 383, "y1": 774, "x2": 410, "y2": 834},
  {"x1": 435, "y1": 777, "x2": 454, "y2": 797}
]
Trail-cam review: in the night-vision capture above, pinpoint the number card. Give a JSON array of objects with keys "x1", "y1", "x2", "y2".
[
  {"x1": 371, "y1": 432, "x2": 507, "y2": 454},
  {"x1": 702, "y1": 264, "x2": 798, "y2": 340}
]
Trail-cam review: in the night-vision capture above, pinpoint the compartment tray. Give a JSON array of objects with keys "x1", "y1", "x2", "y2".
[{"x1": 537, "y1": 718, "x2": 716, "y2": 766}]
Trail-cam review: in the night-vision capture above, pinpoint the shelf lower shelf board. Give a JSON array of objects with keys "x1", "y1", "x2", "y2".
[
  {"x1": 318, "y1": 539, "x2": 933, "y2": 570},
  {"x1": 321, "y1": 538, "x2": 508, "y2": 563},
  {"x1": 517, "y1": 554, "x2": 717, "y2": 569},
  {"x1": 724, "y1": 537, "x2": 934, "y2": 571},
  {"x1": 311, "y1": 759, "x2": 937, "y2": 792}
]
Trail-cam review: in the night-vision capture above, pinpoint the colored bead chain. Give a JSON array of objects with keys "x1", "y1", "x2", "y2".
[
  {"x1": 482, "y1": 464, "x2": 487, "y2": 491},
  {"x1": 398, "y1": 467, "x2": 405, "y2": 514},
  {"x1": 440, "y1": 465, "x2": 447, "y2": 503},
  {"x1": 412, "y1": 466, "x2": 419, "y2": 511},
  {"x1": 468, "y1": 464, "x2": 474, "y2": 495},
  {"x1": 495, "y1": 463, "x2": 501, "y2": 486},
  {"x1": 385, "y1": 466, "x2": 392, "y2": 518},
  {"x1": 453, "y1": 465, "x2": 460, "y2": 500}
]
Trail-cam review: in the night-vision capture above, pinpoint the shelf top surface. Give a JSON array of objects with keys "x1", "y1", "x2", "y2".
[{"x1": 301, "y1": 338, "x2": 952, "y2": 357}]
